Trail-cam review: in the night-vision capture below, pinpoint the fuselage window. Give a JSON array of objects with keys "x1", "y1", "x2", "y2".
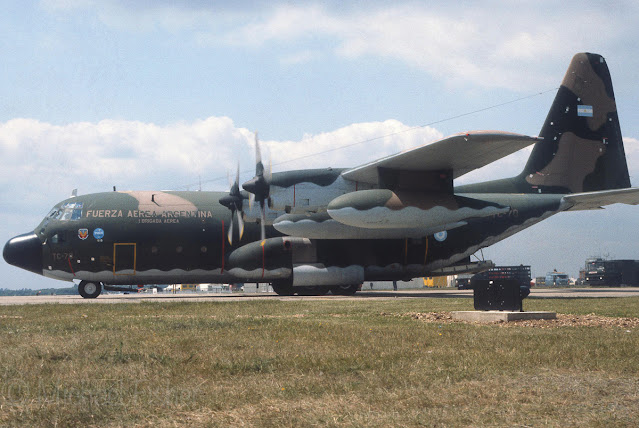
[{"x1": 51, "y1": 233, "x2": 66, "y2": 244}]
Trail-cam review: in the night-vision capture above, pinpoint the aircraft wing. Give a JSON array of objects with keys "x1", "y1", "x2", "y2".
[
  {"x1": 341, "y1": 131, "x2": 540, "y2": 185},
  {"x1": 561, "y1": 188, "x2": 639, "y2": 211}
]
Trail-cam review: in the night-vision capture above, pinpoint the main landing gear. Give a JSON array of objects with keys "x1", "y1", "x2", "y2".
[
  {"x1": 271, "y1": 282, "x2": 360, "y2": 296},
  {"x1": 78, "y1": 280, "x2": 102, "y2": 299}
]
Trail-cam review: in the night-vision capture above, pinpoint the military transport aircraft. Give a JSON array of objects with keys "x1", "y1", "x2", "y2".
[{"x1": 4, "y1": 52, "x2": 639, "y2": 298}]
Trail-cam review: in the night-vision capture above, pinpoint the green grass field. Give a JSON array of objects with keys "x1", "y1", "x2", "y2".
[{"x1": 1, "y1": 297, "x2": 639, "y2": 427}]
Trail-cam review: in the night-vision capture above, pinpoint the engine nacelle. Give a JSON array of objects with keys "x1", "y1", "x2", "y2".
[
  {"x1": 291, "y1": 264, "x2": 364, "y2": 286},
  {"x1": 327, "y1": 190, "x2": 509, "y2": 229},
  {"x1": 227, "y1": 237, "x2": 364, "y2": 286},
  {"x1": 227, "y1": 237, "x2": 312, "y2": 281}
]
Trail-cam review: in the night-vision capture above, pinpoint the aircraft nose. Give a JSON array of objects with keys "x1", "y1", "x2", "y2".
[{"x1": 3, "y1": 232, "x2": 44, "y2": 275}]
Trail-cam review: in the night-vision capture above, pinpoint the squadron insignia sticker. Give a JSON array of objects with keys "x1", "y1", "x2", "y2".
[
  {"x1": 78, "y1": 229, "x2": 88, "y2": 240},
  {"x1": 93, "y1": 228, "x2": 105, "y2": 240}
]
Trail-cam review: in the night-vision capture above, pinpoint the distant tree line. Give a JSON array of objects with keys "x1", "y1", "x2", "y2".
[{"x1": 0, "y1": 284, "x2": 78, "y2": 296}]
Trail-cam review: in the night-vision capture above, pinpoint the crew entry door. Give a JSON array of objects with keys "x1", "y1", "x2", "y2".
[{"x1": 113, "y1": 243, "x2": 137, "y2": 275}]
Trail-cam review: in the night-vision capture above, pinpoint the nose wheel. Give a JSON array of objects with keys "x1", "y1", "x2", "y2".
[{"x1": 78, "y1": 280, "x2": 102, "y2": 299}]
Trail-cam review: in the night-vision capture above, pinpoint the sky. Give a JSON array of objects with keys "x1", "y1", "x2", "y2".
[{"x1": 1, "y1": 0, "x2": 639, "y2": 289}]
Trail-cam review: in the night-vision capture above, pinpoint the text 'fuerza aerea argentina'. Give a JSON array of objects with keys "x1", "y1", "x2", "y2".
[{"x1": 84, "y1": 210, "x2": 214, "y2": 219}]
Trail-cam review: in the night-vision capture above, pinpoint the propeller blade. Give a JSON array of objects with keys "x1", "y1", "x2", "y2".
[
  {"x1": 241, "y1": 130, "x2": 271, "y2": 241},
  {"x1": 227, "y1": 211, "x2": 234, "y2": 245},
  {"x1": 255, "y1": 132, "x2": 261, "y2": 164},
  {"x1": 236, "y1": 206, "x2": 245, "y2": 240},
  {"x1": 255, "y1": 132, "x2": 265, "y2": 178},
  {"x1": 235, "y1": 162, "x2": 240, "y2": 191},
  {"x1": 221, "y1": 162, "x2": 246, "y2": 245},
  {"x1": 259, "y1": 201, "x2": 266, "y2": 241}
]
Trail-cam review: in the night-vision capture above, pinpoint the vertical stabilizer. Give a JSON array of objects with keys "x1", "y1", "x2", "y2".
[{"x1": 520, "y1": 53, "x2": 630, "y2": 194}]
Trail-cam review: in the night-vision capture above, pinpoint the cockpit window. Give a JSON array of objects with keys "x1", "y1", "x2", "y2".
[
  {"x1": 46, "y1": 208, "x2": 62, "y2": 221},
  {"x1": 44, "y1": 202, "x2": 83, "y2": 223},
  {"x1": 61, "y1": 202, "x2": 83, "y2": 221}
]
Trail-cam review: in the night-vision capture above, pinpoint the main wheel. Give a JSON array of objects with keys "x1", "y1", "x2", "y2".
[
  {"x1": 330, "y1": 284, "x2": 359, "y2": 296},
  {"x1": 78, "y1": 281, "x2": 101, "y2": 299}
]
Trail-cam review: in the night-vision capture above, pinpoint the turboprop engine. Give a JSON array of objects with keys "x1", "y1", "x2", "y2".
[{"x1": 226, "y1": 237, "x2": 364, "y2": 286}]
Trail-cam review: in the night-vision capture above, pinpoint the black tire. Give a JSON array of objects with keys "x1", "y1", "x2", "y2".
[
  {"x1": 271, "y1": 282, "x2": 294, "y2": 296},
  {"x1": 330, "y1": 284, "x2": 359, "y2": 296},
  {"x1": 78, "y1": 281, "x2": 101, "y2": 299},
  {"x1": 296, "y1": 286, "x2": 329, "y2": 296}
]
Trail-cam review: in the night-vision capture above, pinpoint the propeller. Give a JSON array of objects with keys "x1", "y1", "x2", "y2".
[
  {"x1": 218, "y1": 163, "x2": 245, "y2": 245},
  {"x1": 242, "y1": 132, "x2": 271, "y2": 241}
]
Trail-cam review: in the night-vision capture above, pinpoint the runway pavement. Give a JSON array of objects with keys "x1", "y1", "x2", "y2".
[{"x1": 2, "y1": 287, "x2": 639, "y2": 305}]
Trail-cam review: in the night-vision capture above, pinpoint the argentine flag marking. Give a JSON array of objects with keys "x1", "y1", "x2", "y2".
[{"x1": 577, "y1": 105, "x2": 593, "y2": 117}]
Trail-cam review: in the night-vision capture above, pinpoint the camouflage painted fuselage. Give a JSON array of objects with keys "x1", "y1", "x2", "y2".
[{"x1": 32, "y1": 186, "x2": 563, "y2": 286}]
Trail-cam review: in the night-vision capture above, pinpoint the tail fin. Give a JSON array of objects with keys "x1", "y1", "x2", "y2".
[{"x1": 520, "y1": 52, "x2": 630, "y2": 194}]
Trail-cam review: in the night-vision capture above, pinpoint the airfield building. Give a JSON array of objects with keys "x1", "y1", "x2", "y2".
[{"x1": 583, "y1": 258, "x2": 639, "y2": 286}]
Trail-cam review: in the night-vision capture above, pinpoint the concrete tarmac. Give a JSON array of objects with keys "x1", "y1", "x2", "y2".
[{"x1": 2, "y1": 287, "x2": 639, "y2": 305}]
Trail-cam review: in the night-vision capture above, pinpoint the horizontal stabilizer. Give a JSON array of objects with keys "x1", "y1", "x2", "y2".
[
  {"x1": 342, "y1": 131, "x2": 539, "y2": 185},
  {"x1": 561, "y1": 187, "x2": 639, "y2": 211}
]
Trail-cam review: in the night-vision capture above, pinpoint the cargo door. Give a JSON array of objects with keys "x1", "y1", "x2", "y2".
[{"x1": 113, "y1": 243, "x2": 136, "y2": 275}]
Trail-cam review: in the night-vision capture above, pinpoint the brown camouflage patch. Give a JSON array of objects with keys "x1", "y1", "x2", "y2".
[
  {"x1": 120, "y1": 191, "x2": 198, "y2": 213},
  {"x1": 526, "y1": 132, "x2": 605, "y2": 193},
  {"x1": 384, "y1": 191, "x2": 459, "y2": 211}
]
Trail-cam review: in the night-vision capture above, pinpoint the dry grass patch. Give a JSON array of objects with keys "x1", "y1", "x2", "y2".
[
  {"x1": 401, "y1": 311, "x2": 639, "y2": 328},
  {"x1": 1, "y1": 297, "x2": 639, "y2": 426}
]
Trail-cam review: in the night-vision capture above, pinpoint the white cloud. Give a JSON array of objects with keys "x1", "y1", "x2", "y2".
[
  {"x1": 40, "y1": 1, "x2": 639, "y2": 90},
  {"x1": 624, "y1": 137, "x2": 639, "y2": 184},
  {"x1": 4, "y1": 115, "x2": 633, "y2": 211},
  {"x1": 0, "y1": 117, "x2": 249, "y2": 209},
  {"x1": 624, "y1": 137, "x2": 639, "y2": 154},
  {"x1": 267, "y1": 120, "x2": 442, "y2": 171},
  {"x1": 0, "y1": 116, "x2": 442, "y2": 211}
]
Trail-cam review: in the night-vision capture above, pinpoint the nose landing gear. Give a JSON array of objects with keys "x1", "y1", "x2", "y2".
[{"x1": 78, "y1": 280, "x2": 102, "y2": 299}]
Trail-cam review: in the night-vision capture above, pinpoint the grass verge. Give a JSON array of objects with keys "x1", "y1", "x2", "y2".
[{"x1": 1, "y1": 297, "x2": 639, "y2": 427}]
